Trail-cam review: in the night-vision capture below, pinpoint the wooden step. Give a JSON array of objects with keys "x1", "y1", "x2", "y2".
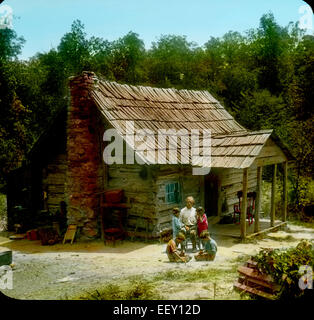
[
  {"x1": 238, "y1": 274, "x2": 280, "y2": 292},
  {"x1": 237, "y1": 265, "x2": 275, "y2": 284},
  {"x1": 246, "y1": 259, "x2": 258, "y2": 268},
  {"x1": 234, "y1": 281, "x2": 277, "y2": 300}
]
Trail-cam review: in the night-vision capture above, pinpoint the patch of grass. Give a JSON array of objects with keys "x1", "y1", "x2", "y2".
[
  {"x1": 77, "y1": 278, "x2": 161, "y2": 300},
  {"x1": 74, "y1": 256, "x2": 253, "y2": 301},
  {"x1": 152, "y1": 266, "x2": 237, "y2": 284}
]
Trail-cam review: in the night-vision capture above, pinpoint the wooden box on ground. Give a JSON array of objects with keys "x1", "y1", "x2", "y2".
[
  {"x1": 0, "y1": 247, "x2": 12, "y2": 266},
  {"x1": 234, "y1": 259, "x2": 281, "y2": 300}
]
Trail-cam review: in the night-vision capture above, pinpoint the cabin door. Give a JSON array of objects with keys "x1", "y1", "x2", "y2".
[{"x1": 204, "y1": 173, "x2": 219, "y2": 216}]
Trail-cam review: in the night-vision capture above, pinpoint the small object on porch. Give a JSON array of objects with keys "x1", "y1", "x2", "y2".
[
  {"x1": 62, "y1": 224, "x2": 77, "y2": 244},
  {"x1": 233, "y1": 191, "x2": 256, "y2": 225},
  {"x1": 234, "y1": 258, "x2": 281, "y2": 300}
]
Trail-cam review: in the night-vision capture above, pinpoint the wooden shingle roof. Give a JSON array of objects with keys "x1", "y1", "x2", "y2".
[{"x1": 90, "y1": 78, "x2": 275, "y2": 169}]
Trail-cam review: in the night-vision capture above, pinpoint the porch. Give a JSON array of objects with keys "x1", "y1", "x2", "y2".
[
  {"x1": 209, "y1": 218, "x2": 287, "y2": 239},
  {"x1": 236, "y1": 161, "x2": 289, "y2": 240}
]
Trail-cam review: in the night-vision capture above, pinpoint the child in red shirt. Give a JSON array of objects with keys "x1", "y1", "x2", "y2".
[{"x1": 196, "y1": 207, "x2": 208, "y2": 249}]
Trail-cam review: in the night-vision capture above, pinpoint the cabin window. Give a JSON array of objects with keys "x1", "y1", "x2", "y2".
[{"x1": 165, "y1": 182, "x2": 180, "y2": 203}]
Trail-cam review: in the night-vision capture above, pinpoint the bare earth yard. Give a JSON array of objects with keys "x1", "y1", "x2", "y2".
[{"x1": 1, "y1": 223, "x2": 313, "y2": 300}]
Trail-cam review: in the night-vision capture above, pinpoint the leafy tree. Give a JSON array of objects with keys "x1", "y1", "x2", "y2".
[
  {"x1": 0, "y1": 28, "x2": 25, "y2": 62},
  {"x1": 147, "y1": 35, "x2": 197, "y2": 87},
  {"x1": 58, "y1": 20, "x2": 91, "y2": 75},
  {"x1": 247, "y1": 13, "x2": 292, "y2": 95},
  {"x1": 0, "y1": 29, "x2": 28, "y2": 183},
  {"x1": 109, "y1": 31, "x2": 146, "y2": 83},
  {"x1": 0, "y1": 13, "x2": 313, "y2": 213}
]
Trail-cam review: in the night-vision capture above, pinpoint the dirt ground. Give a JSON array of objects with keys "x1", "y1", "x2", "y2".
[{"x1": 0, "y1": 223, "x2": 313, "y2": 300}]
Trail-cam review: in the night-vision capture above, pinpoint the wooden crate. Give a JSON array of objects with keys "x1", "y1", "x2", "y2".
[{"x1": 234, "y1": 259, "x2": 281, "y2": 300}]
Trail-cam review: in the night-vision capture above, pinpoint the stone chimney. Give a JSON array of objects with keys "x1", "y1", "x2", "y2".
[{"x1": 66, "y1": 71, "x2": 101, "y2": 239}]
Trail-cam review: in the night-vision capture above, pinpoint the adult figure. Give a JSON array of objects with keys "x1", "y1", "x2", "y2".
[{"x1": 179, "y1": 196, "x2": 197, "y2": 252}]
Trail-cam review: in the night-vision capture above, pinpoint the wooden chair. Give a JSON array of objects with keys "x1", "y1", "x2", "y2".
[
  {"x1": 233, "y1": 191, "x2": 256, "y2": 225},
  {"x1": 100, "y1": 190, "x2": 130, "y2": 246}
]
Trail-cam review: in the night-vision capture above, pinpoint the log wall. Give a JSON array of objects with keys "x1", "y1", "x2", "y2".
[
  {"x1": 42, "y1": 153, "x2": 67, "y2": 213},
  {"x1": 106, "y1": 164, "x2": 204, "y2": 234},
  {"x1": 154, "y1": 165, "x2": 203, "y2": 231},
  {"x1": 106, "y1": 164, "x2": 158, "y2": 235}
]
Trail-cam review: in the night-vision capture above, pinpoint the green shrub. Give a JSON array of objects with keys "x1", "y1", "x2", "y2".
[
  {"x1": 78, "y1": 279, "x2": 161, "y2": 300},
  {"x1": 252, "y1": 240, "x2": 314, "y2": 299}
]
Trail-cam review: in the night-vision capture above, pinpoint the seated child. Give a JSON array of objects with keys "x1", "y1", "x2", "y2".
[
  {"x1": 166, "y1": 232, "x2": 191, "y2": 263},
  {"x1": 194, "y1": 230, "x2": 217, "y2": 261},
  {"x1": 196, "y1": 207, "x2": 208, "y2": 249}
]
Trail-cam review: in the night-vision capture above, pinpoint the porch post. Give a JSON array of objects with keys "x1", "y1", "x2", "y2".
[
  {"x1": 270, "y1": 164, "x2": 277, "y2": 227},
  {"x1": 254, "y1": 166, "x2": 262, "y2": 233},
  {"x1": 282, "y1": 161, "x2": 288, "y2": 222},
  {"x1": 217, "y1": 177, "x2": 222, "y2": 219},
  {"x1": 240, "y1": 168, "x2": 248, "y2": 240}
]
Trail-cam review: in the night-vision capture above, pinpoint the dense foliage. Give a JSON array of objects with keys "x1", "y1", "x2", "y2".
[
  {"x1": 253, "y1": 240, "x2": 314, "y2": 299},
  {"x1": 0, "y1": 13, "x2": 313, "y2": 210}
]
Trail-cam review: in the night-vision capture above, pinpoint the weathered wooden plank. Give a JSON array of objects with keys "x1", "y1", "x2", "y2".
[
  {"x1": 270, "y1": 164, "x2": 277, "y2": 227},
  {"x1": 238, "y1": 265, "x2": 274, "y2": 283},
  {"x1": 257, "y1": 139, "x2": 287, "y2": 159},
  {"x1": 282, "y1": 161, "x2": 288, "y2": 222},
  {"x1": 222, "y1": 178, "x2": 257, "y2": 197},
  {"x1": 254, "y1": 166, "x2": 262, "y2": 233},
  {"x1": 234, "y1": 281, "x2": 276, "y2": 300},
  {"x1": 254, "y1": 155, "x2": 287, "y2": 167},
  {"x1": 240, "y1": 168, "x2": 248, "y2": 239}
]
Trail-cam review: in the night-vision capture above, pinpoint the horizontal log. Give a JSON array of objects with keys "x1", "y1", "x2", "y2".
[
  {"x1": 238, "y1": 275, "x2": 279, "y2": 292},
  {"x1": 245, "y1": 221, "x2": 287, "y2": 239},
  {"x1": 126, "y1": 230, "x2": 159, "y2": 239},
  {"x1": 234, "y1": 281, "x2": 277, "y2": 300},
  {"x1": 222, "y1": 179, "x2": 257, "y2": 196},
  {"x1": 221, "y1": 171, "x2": 256, "y2": 187},
  {"x1": 157, "y1": 215, "x2": 172, "y2": 225},
  {"x1": 237, "y1": 266, "x2": 274, "y2": 283}
]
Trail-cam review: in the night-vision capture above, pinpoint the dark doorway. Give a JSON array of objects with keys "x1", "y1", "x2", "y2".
[{"x1": 204, "y1": 173, "x2": 219, "y2": 216}]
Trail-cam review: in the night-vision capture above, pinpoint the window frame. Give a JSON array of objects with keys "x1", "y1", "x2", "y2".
[{"x1": 165, "y1": 181, "x2": 181, "y2": 204}]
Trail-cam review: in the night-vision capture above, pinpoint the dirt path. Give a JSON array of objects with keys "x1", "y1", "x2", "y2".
[{"x1": 0, "y1": 223, "x2": 313, "y2": 300}]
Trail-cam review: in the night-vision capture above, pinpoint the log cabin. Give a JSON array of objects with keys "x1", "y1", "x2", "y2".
[{"x1": 6, "y1": 71, "x2": 294, "y2": 240}]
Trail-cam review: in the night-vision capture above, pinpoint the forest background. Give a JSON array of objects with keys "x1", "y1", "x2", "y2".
[{"x1": 0, "y1": 12, "x2": 313, "y2": 217}]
